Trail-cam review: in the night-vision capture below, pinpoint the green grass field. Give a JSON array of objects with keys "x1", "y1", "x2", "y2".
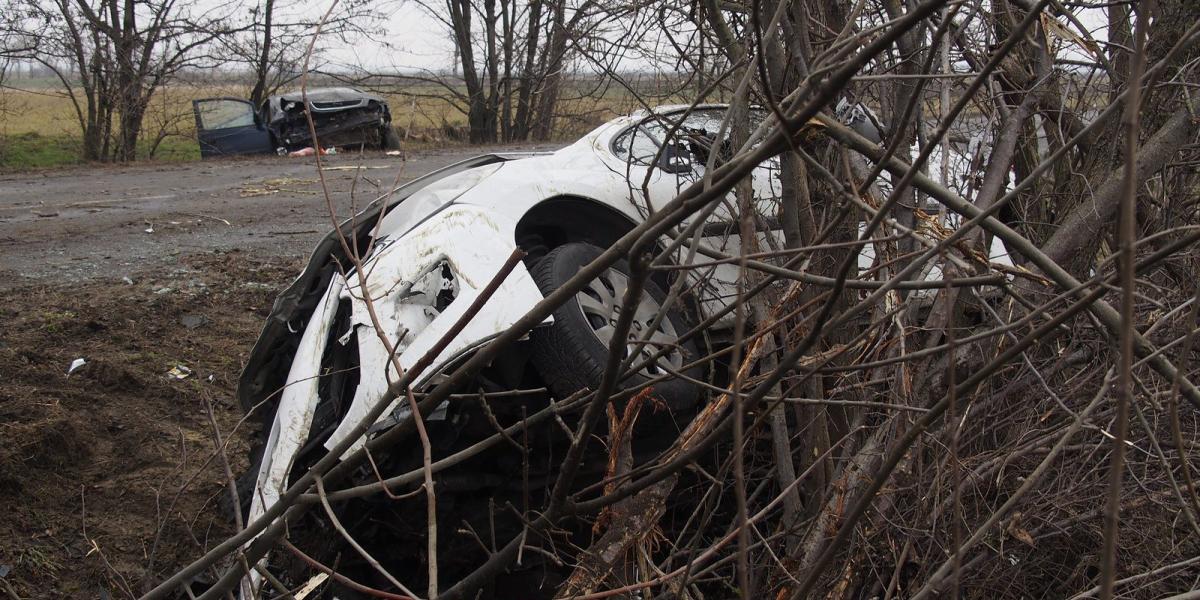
[{"x1": 0, "y1": 84, "x2": 208, "y2": 169}]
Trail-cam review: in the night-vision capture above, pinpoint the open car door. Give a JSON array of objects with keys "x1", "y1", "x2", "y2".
[{"x1": 193, "y1": 98, "x2": 274, "y2": 158}]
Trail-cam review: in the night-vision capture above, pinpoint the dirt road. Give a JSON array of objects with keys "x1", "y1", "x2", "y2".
[{"x1": 0, "y1": 145, "x2": 554, "y2": 289}]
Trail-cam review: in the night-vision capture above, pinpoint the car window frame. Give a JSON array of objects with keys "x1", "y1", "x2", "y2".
[
  {"x1": 194, "y1": 97, "x2": 261, "y2": 131},
  {"x1": 607, "y1": 105, "x2": 775, "y2": 173},
  {"x1": 607, "y1": 106, "x2": 733, "y2": 165}
]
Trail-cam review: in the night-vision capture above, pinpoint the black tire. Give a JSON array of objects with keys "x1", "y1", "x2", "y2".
[
  {"x1": 529, "y1": 242, "x2": 702, "y2": 410},
  {"x1": 381, "y1": 125, "x2": 402, "y2": 150}
]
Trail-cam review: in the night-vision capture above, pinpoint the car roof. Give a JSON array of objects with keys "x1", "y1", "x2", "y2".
[
  {"x1": 274, "y1": 87, "x2": 375, "y2": 103},
  {"x1": 625, "y1": 103, "x2": 731, "y2": 121}
]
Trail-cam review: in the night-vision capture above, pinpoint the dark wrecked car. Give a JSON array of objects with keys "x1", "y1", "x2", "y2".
[{"x1": 193, "y1": 87, "x2": 401, "y2": 158}]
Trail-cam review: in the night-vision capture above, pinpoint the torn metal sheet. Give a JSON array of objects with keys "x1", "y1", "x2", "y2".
[{"x1": 325, "y1": 204, "x2": 544, "y2": 456}]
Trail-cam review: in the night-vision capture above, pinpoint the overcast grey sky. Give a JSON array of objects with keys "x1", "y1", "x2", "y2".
[
  {"x1": 319, "y1": 1, "x2": 1111, "y2": 75},
  {"x1": 326, "y1": 3, "x2": 455, "y2": 72}
]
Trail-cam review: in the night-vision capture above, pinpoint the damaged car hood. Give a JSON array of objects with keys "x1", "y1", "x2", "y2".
[
  {"x1": 265, "y1": 87, "x2": 389, "y2": 127},
  {"x1": 236, "y1": 152, "x2": 548, "y2": 418}
]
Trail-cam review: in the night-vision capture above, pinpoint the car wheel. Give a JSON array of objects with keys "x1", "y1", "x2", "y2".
[
  {"x1": 381, "y1": 125, "x2": 402, "y2": 150},
  {"x1": 529, "y1": 242, "x2": 702, "y2": 410}
]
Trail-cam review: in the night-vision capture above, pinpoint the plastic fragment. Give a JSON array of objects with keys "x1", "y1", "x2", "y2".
[
  {"x1": 167, "y1": 365, "x2": 192, "y2": 380},
  {"x1": 67, "y1": 358, "x2": 87, "y2": 376}
]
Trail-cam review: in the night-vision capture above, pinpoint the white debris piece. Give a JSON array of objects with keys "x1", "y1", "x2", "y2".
[
  {"x1": 167, "y1": 365, "x2": 192, "y2": 379},
  {"x1": 67, "y1": 358, "x2": 87, "y2": 376}
]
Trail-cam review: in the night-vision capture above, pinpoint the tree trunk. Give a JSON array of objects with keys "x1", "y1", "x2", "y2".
[
  {"x1": 447, "y1": 0, "x2": 493, "y2": 143},
  {"x1": 530, "y1": 0, "x2": 566, "y2": 141},
  {"x1": 249, "y1": 0, "x2": 275, "y2": 109},
  {"x1": 512, "y1": 0, "x2": 543, "y2": 140},
  {"x1": 483, "y1": 0, "x2": 500, "y2": 142},
  {"x1": 500, "y1": 0, "x2": 513, "y2": 141}
]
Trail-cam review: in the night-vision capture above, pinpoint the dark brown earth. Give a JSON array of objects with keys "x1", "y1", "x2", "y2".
[
  {"x1": 0, "y1": 251, "x2": 299, "y2": 598},
  {"x1": 0, "y1": 145, "x2": 554, "y2": 598}
]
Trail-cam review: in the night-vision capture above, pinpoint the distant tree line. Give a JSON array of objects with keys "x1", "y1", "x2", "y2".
[{"x1": 333, "y1": 0, "x2": 703, "y2": 144}]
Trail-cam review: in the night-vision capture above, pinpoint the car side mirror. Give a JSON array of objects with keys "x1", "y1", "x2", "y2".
[
  {"x1": 835, "y1": 98, "x2": 887, "y2": 145},
  {"x1": 658, "y1": 142, "x2": 693, "y2": 174}
]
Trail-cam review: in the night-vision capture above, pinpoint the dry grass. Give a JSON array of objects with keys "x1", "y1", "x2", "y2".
[{"x1": 0, "y1": 81, "x2": 476, "y2": 138}]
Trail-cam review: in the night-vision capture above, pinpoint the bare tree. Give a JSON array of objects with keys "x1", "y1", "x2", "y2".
[
  {"x1": 223, "y1": 0, "x2": 392, "y2": 108},
  {"x1": 351, "y1": 0, "x2": 609, "y2": 143},
  {"x1": 3, "y1": 0, "x2": 241, "y2": 161}
]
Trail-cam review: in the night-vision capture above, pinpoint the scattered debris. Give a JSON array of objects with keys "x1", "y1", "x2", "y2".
[
  {"x1": 321, "y1": 165, "x2": 392, "y2": 171},
  {"x1": 67, "y1": 358, "x2": 87, "y2": 376},
  {"x1": 122, "y1": 277, "x2": 134, "y2": 285},
  {"x1": 33, "y1": 210, "x2": 59, "y2": 218},
  {"x1": 294, "y1": 572, "x2": 329, "y2": 599},
  {"x1": 238, "y1": 185, "x2": 279, "y2": 198},
  {"x1": 287, "y1": 146, "x2": 336, "y2": 158},
  {"x1": 385, "y1": 150, "x2": 403, "y2": 157},
  {"x1": 166, "y1": 365, "x2": 192, "y2": 380},
  {"x1": 177, "y1": 212, "x2": 232, "y2": 226},
  {"x1": 154, "y1": 287, "x2": 173, "y2": 295},
  {"x1": 239, "y1": 177, "x2": 318, "y2": 198}
]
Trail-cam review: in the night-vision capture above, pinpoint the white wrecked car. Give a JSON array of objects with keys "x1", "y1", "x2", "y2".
[
  {"x1": 239, "y1": 107, "x2": 778, "y2": 481},
  {"x1": 230, "y1": 103, "x2": 948, "y2": 596}
]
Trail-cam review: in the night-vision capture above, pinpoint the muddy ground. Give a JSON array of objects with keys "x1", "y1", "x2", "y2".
[{"x1": 0, "y1": 145, "x2": 552, "y2": 598}]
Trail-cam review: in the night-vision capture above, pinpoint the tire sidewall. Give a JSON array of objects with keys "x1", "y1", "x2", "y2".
[{"x1": 530, "y1": 243, "x2": 702, "y2": 411}]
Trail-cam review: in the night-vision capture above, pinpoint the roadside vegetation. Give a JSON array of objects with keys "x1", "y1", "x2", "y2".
[{"x1": 0, "y1": 0, "x2": 688, "y2": 169}]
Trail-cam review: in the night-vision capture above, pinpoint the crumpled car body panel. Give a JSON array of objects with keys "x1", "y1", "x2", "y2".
[
  {"x1": 237, "y1": 153, "x2": 537, "y2": 418},
  {"x1": 265, "y1": 87, "x2": 392, "y2": 150}
]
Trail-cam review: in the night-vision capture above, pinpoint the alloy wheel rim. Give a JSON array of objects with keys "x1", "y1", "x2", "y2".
[{"x1": 574, "y1": 267, "x2": 684, "y2": 378}]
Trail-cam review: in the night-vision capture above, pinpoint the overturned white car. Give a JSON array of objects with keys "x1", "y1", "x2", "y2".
[{"x1": 230, "y1": 103, "x2": 971, "y2": 597}]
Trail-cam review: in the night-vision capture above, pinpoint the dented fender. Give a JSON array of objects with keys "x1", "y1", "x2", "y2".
[{"x1": 323, "y1": 203, "x2": 545, "y2": 455}]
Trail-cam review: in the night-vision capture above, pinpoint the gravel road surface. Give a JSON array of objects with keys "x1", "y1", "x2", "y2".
[{"x1": 0, "y1": 145, "x2": 555, "y2": 289}]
